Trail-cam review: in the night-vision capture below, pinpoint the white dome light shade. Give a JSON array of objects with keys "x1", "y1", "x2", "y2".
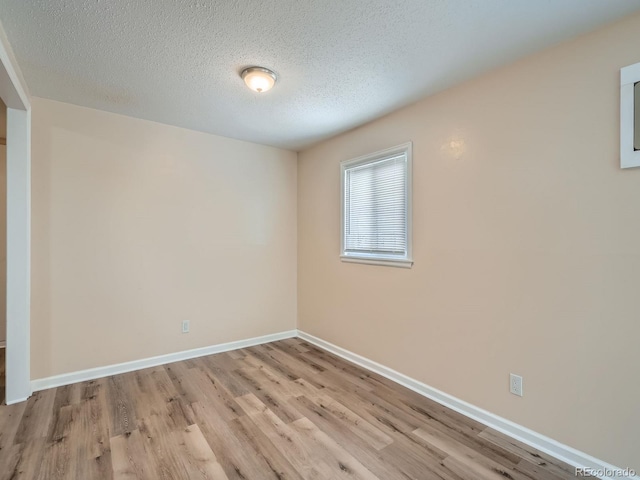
[{"x1": 241, "y1": 67, "x2": 277, "y2": 93}]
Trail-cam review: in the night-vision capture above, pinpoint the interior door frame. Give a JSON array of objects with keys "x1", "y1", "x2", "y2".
[{"x1": 0, "y1": 24, "x2": 31, "y2": 404}]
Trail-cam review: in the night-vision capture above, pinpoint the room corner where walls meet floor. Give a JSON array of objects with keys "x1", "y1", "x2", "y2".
[{"x1": 25, "y1": 328, "x2": 639, "y2": 480}]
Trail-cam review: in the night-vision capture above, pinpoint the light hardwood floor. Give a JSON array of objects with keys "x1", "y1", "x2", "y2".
[{"x1": 0, "y1": 338, "x2": 582, "y2": 479}]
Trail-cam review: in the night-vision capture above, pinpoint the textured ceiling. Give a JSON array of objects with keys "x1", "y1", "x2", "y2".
[{"x1": 1, "y1": 1, "x2": 640, "y2": 150}]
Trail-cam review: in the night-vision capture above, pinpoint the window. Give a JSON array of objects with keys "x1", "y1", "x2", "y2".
[
  {"x1": 620, "y1": 61, "x2": 640, "y2": 168},
  {"x1": 340, "y1": 142, "x2": 412, "y2": 268}
]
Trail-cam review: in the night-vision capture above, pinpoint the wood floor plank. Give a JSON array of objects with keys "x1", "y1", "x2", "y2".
[
  {"x1": 319, "y1": 374, "x2": 423, "y2": 436},
  {"x1": 165, "y1": 393, "x2": 196, "y2": 431},
  {"x1": 75, "y1": 380, "x2": 113, "y2": 477},
  {"x1": 249, "y1": 344, "x2": 326, "y2": 388},
  {"x1": 478, "y1": 428, "x2": 575, "y2": 476},
  {"x1": 228, "y1": 415, "x2": 304, "y2": 480},
  {"x1": 236, "y1": 355, "x2": 297, "y2": 396},
  {"x1": 163, "y1": 361, "x2": 199, "y2": 404},
  {"x1": 288, "y1": 395, "x2": 411, "y2": 480},
  {"x1": 235, "y1": 394, "x2": 334, "y2": 479},
  {"x1": 13, "y1": 388, "x2": 56, "y2": 443},
  {"x1": 239, "y1": 354, "x2": 308, "y2": 397},
  {"x1": 289, "y1": 416, "x2": 381, "y2": 480},
  {"x1": 191, "y1": 399, "x2": 288, "y2": 480},
  {"x1": 278, "y1": 338, "x2": 311, "y2": 354},
  {"x1": 269, "y1": 341, "x2": 327, "y2": 375},
  {"x1": 48, "y1": 383, "x2": 82, "y2": 438},
  {"x1": 111, "y1": 428, "x2": 158, "y2": 480},
  {"x1": 37, "y1": 391, "x2": 113, "y2": 480},
  {"x1": 175, "y1": 365, "x2": 241, "y2": 422},
  {"x1": 299, "y1": 343, "x2": 405, "y2": 393},
  {"x1": 0, "y1": 443, "x2": 22, "y2": 480},
  {"x1": 377, "y1": 437, "x2": 463, "y2": 480},
  {"x1": 163, "y1": 361, "x2": 192, "y2": 399},
  {"x1": 515, "y1": 458, "x2": 576, "y2": 480},
  {"x1": 138, "y1": 414, "x2": 191, "y2": 480},
  {"x1": 0, "y1": 399, "x2": 26, "y2": 449},
  {"x1": 234, "y1": 366, "x2": 303, "y2": 423},
  {"x1": 129, "y1": 367, "x2": 178, "y2": 420},
  {"x1": 105, "y1": 373, "x2": 139, "y2": 437},
  {"x1": 225, "y1": 349, "x2": 245, "y2": 360},
  {"x1": 175, "y1": 424, "x2": 229, "y2": 479},
  {"x1": 383, "y1": 394, "x2": 523, "y2": 469},
  {"x1": 193, "y1": 354, "x2": 250, "y2": 397},
  {"x1": 2, "y1": 438, "x2": 46, "y2": 480},
  {"x1": 413, "y1": 427, "x2": 532, "y2": 480},
  {"x1": 302, "y1": 392, "x2": 394, "y2": 450},
  {"x1": 300, "y1": 350, "x2": 379, "y2": 393},
  {"x1": 36, "y1": 405, "x2": 76, "y2": 480},
  {"x1": 0, "y1": 338, "x2": 585, "y2": 480},
  {"x1": 290, "y1": 376, "x2": 325, "y2": 397}
]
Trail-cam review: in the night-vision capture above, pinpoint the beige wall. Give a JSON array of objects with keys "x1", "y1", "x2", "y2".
[
  {"x1": 31, "y1": 98, "x2": 297, "y2": 379},
  {"x1": 298, "y1": 13, "x2": 640, "y2": 471}
]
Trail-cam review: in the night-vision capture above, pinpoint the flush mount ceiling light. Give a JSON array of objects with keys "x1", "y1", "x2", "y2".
[{"x1": 241, "y1": 66, "x2": 277, "y2": 93}]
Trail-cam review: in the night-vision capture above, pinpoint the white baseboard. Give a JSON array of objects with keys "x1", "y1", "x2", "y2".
[
  {"x1": 25, "y1": 328, "x2": 636, "y2": 479},
  {"x1": 5, "y1": 396, "x2": 30, "y2": 405},
  {"x1": 31, "y1": 330, "x2": 297, "y2": 392},
  {"x1": 297, "y1": 330, "x2": 638, "y2": 480}
]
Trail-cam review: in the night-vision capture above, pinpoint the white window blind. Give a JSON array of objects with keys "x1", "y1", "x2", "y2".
[{"x1": 341, "y1": 143, "x2": 412, "y2": 267}]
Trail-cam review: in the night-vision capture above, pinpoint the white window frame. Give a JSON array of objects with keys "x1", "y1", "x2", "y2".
[
  {"x1": 621, "y1": 61, "x2": 640, "y2": 169},
  {"x1": 340, "y1": 142, "x2": 413, "y2": 268}
]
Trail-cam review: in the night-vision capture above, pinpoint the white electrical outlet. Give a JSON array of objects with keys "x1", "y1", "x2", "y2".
[
  {"x1": 510, "y1": 373, "x2": 523, "y2": 396},
  {"x1": 182, "y1": 320, "x2": 190, "y2": 333}
]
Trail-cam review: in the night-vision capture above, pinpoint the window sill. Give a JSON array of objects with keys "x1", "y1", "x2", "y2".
[{"x1": 340, "y1": 255, "x2": 413, "y2": 269}]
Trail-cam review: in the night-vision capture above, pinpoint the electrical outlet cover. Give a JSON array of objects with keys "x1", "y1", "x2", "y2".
[{"x1": 510, "y1": 373, "x2": 523, "y2": 396}]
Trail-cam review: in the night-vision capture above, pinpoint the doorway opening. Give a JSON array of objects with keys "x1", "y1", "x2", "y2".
[{"x1": 0, "y1": 35, "x2": 31, "y2": 404}]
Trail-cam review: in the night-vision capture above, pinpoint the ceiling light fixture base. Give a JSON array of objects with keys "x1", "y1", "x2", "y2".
[{"x1": 241, "y1": 66, "x2": 277, "y2": 93}]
